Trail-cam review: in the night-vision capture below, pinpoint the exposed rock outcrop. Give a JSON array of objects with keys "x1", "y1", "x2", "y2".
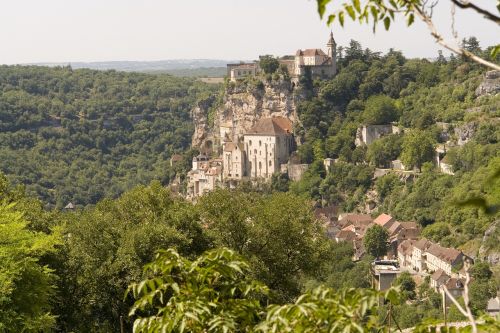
[
  {"x1": 475, "y1": 70, "x2": 500, "y2": 96},
  {"x1": 191, "y1": 95, "x2": 215, "y2": 149},
  {"x1": 478, "y1": 220, "x2": 500, "y2": 266},
  {"x1": 191, "y1": 78, "x2": 300, "y2": 150},
  {"x1": 454, "y1": 122, "x2": 477, "y2": 146}
]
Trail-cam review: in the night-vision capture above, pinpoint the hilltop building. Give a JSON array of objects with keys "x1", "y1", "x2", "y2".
[{"x1": 227, "y1": 32, "x2": 337, "y2": 82}]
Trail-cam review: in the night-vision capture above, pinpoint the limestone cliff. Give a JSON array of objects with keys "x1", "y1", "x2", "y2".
[
  {"x1": 475, "y1": 70, "x2": 500, "y2": 96},
  {"x1": 191, "y1": 78, "x2": 301, "y2": 150}
]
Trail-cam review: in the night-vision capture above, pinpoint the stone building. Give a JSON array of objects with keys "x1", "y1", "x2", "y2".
[
  {"x1": 222, "y1": 141, "x2": 245, "y2": 180},
  {"x1": 186, "y1": 155, "x2": 223, "y2": 199},
  {"x1": 354, "y1": 124, "x2": 400, "y2": 146},
  {"x1": 243, "y1": 117, "x2": 294, "y2": 179},
  {"x1": 227, "y1": 63, "x2": 259, "y2": 82},
  {"x1": 226, "y1": 32, "x2": 338, "y2": 82},
  {"x1": 294, "y1": 32, "x2": 337, "y2": 79}
]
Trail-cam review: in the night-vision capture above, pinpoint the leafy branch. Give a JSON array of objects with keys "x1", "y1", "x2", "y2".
[{"x1": 315, "y1": 0, "x2": 500, "y2": 70}]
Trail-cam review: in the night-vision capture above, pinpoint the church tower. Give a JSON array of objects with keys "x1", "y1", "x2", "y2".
[{"x1": 326, "y1": 31, "x2": 337, "y2": 76}]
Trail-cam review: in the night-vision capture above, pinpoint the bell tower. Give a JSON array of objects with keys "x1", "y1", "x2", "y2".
[{"x1": 326, "y1": 31, "x2": 337, "y2": 76}]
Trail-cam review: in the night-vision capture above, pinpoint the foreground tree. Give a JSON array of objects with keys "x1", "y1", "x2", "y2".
[
  {"x1": 363, "y1": 224, "x2": 389, "y2": 258},
  {"x1": 197, "y1": 190, "x2": 334, "y2": 302},
  {"x1": 0, "y1": 203, "x2": 60, "y2": 331},
  {"x1": 128, "y1": 248, "x2": 268, "y2": 332},
  {"x1": 129, "y1": 248, "x2": 384, "y2": 333},
  {"x1": 315, "y1": 0, "x2": 500, "y2": 70}
]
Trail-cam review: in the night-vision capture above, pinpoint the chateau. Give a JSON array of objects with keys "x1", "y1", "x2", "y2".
[{"x1": 227, "y1": 32, "x2": 337, "y2": 82}]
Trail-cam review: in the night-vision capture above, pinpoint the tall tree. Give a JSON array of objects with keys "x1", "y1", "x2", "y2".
[
  {"x1": 400, "y1": 130, "x2": 436, "y2": 171},
  {"x1": 0, "y1": 203, "x2": 60, "y2": 332},
  {"x1": 363, "y1": 225, "x2": 389, "y2": 258}
]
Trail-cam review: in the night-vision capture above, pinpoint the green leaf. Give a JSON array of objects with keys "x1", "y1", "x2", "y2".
[
  {"x1": 383, "y1": 17, "x2": 391, "y2": 30},
  {"x1": 317, "y1": 0, "x2": 331, "y2": 18},
  {"x1": 490, "y1": 44, "x2": 500, "y2": 58},
  {"x1": 345, "y1": 5, "x2": 356, "y2": 20},
  {"x1": 353, "y1": 0, "x2": 361, "y2": 12},
  {"x1": 407, "y1": 13, "x2": 414, "y2": 26},
  {"x1": 339, "y1": 11, "x2": 345, "y2": 26},
  {"x1": 327, "y1": 14, "x2": 336, "y2": 25}
]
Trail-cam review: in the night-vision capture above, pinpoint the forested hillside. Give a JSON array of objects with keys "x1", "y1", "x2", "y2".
[
  {"x1": 278, "y1": 39, "x2": 500, "y2": 255},
  {"x1": 0, "y1": 66, "x2": 217, "y2": 207}
]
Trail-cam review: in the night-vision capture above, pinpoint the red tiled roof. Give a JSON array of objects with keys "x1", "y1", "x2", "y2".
[
  {"x1": 339, "y1": 214, "x2": 373, "y2": 227},
  {"x1": 426, "y1": 244, "x2": 462, "y2": 264},
  {"x1": 246, "y1": 117, "x2": 293, "y2": 136},
  {"x1": 296, "y1": 48, "x2": 328, "y2": 57},
  {"x1": 431, "y1": 269, "x2": 449, "y2": 282},
  {"x1": 388, "y1": 221, "x2": 402, "y2": 236},
  {"x1": 336, "y1": 229, "x2": 357, "y2": 242},
  {"x1": 413, "y1": 238, "x2": 433, "y2": 251},
  {"x1": 374, "y1": 213, "x2": 394, "y2": 227},
  {"x1": 170, "y1": 154, "x2": 183, "y2": 162}
]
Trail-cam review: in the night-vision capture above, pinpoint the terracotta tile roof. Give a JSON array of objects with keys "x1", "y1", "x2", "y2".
[
  {"x1": 338, "y1": 214, "x2": 373, "y2": 227},
  {"x1": 336, "y1": 229, "x2": 357, "y2": 242},
  {"x1": 374, "y1": 213, "x2": 395, "y2": 227},
  {"x1": 296, "y1": 48, "x2": 328, "y2": 57},
  {"x1": 444, "y1": 278, "x2": 464, "y2": 290},
  {"x1": 426, "y1": 244, "x2": 462, "y2": 264},
  {"x1": 400, "y1": 222, "x2": 419, "y2": 230},
  {"x1": 388, "y1": 221, "x2": 402, "y2": 236},
  {"x1": 246, "y1": 117, "x2": 293, "y2": 136},
  {"x1": 431, "y1": 269, "x2": 449, "y2": 282},
  {"x1": 413, "y1": 238, "x2": 433, "y2": 251},
  {"x1": 224, "y1": 142, "x2": 244, "y2": 152}
]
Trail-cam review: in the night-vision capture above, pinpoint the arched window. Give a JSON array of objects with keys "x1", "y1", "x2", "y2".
[
  {"x1": 254, "y1": 149, "x2": 257, "y2": 155},
  {"x1": 249, "y1": 140, "x2": 252, "y2": 146},
  {"x1": 269, "y1": 160, "x2": 272, "y2": 166},
  {"x1": 259, "y1": 140, "x2": 261, "y2": 146},
  {"x1": 259, "y1": 162, "x2": 262, "y2": 169}
]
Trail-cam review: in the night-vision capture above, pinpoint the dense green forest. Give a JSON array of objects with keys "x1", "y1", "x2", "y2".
[{"x1": 0, "y1": 66, "x2": 217, "y2": 207}]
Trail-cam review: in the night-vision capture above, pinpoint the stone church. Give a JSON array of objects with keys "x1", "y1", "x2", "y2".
[{"x1": 222, "y1": 117, "x2": 294, "y2": 180}]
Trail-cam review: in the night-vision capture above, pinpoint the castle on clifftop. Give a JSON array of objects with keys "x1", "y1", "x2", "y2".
[{"x1": 227, "y1": 32, "x2": 337, "y2": 82}]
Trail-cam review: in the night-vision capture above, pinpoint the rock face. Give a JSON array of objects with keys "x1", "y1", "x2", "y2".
[
  {"x1": 454, "y1": 122, "x2": 477, "y2": 146},
  {"x1": 192, "y1": 79, "x2": 300, "y2": 150},
  {"x1": 191, "y1": 95, "x2": 216, "y2": 149},
  {"x1": 475, "y1": 70, "x2": 500, "y2": 96},
  {"x1": 478, "y1": 220, "x2": 500, "y2": 266}
]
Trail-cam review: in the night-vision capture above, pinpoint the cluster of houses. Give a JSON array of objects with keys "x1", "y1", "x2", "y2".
[
  {"x1": 323, "y1": 212, "x2": 421, "y2": 260},
  {"x1": 320, "y1": 211, "x2": 477, "y2": 302}
]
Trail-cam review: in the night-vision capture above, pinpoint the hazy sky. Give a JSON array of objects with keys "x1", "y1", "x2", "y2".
[{"x1": 0, "y1": 0, "x2": 498, "y2": 64}]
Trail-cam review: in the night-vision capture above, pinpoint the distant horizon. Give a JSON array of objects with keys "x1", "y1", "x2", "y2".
[{"x1": 1, "y1": 0, "x2": 497, "y2": 65}]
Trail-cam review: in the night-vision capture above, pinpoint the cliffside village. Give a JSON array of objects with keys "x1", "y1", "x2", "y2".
[
  {"x1": 172, "y1": 36, "x2": 499, "y2": 315},
  {"x1": 186, "y1": 32, "x2": 339, "y2": 198}
]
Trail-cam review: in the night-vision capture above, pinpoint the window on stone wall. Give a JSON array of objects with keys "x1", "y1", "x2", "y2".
[
  {"x1": 249, "y1": 140, "x2": 252, "y2": 146},
  {"x1": 259, "y1": 140, "x2": 261, "y2": 146},
  {"x1": 269, "y1": 160, "x2": 272, "y2": 167},
  {"x1": 259, "y1": 162, "x2": 262, "y2": 169},
  {"x1": 254, "y1": 149, "x2": 257, "y2": 155}
]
